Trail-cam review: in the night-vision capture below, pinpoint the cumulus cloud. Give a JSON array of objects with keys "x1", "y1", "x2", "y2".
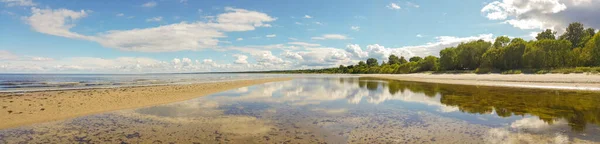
[
  {"x1": 345, "y1": 44, "x2": 368, "y2": 59},
  {"x1": 1, "y1": 0, "x2": 36, "y2": 7},
  {"x1": 295, "y1": 48, "x2": 354, "y2": 67},
  {"x1": 387, "y1": 3, "x2": 401, "y2": 10},
  {"x1": 142, "y1": 1, "x2": 157, "y2": 8},
  {"x1": 311, "y1": 34, "x2": 349, "y2": 40},
  {"x1": 366, "y1": 44, "x2": 412, "y2": 60},
  {"x1": 350, "y1": 26, "x2": 360, "y2": 31},
  {"x1": 116, "y1": 13, "x2": 124, "y2": 17},
  {"x1": 340, "y1": 34, "x2": 494, "y2": 61},
  {"x1": 253, "y1": 51, "x2": 285, "y2": 66},
  {"x1": 481, "y1": 0, "x2": 600, "y2": 32},
  {"x1": 281, "y1": 51, "x2": 303, "y2": 60},
  {"x1": 399, "y1": 33, "x2": 494, "y2": 57},
  {"x1": 24, "y1": 7, "x2": 276, "y2": 52},
  {"x1": 303, "y1": 15, "x2": 312, "y2": 19},
  {"x1": 236, "y1": 38, "x2": 243, "y2": 41},
  {"x1": 233, "y1": 54, "x2": 249, "y2": 64}
]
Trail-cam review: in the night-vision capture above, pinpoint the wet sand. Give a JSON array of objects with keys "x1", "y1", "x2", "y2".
[
  {"x1": 364, "y1": 73, "x2": 600, "y2": 91},
  {"x1": 0, "y1": 77, "x2": 292, "y2": 130}
]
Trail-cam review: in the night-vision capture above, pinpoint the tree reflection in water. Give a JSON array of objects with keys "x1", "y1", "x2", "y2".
[{"x1": 355, "y1": 77, "x2": 600, "y2": 132}]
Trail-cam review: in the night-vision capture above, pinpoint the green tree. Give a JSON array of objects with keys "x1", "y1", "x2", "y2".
[
  {"x1": 388, "y1": 55, "x2": 401, "y2": 65},
  {"x1": 409, "y1": 56, "x2": 422, "y2": 62},
  {"x1": 417, "y1": 56, "x2": 439, "y2": 71},
  {"x1": 456, "y1": 40, "x2": 491, "y2": 70},
  {"x1": 399, "y1": 56, "x2": 408, "y2": 64},
  {"x1": 493, "y1": 36, "x2": 511, "y2": 48},
  {"x1": 480, "y1": 48, "x2": 503, "y2": 70},
  {"x1": 358, "y1": 61, "x2": 366, "y2": 67},
  {"x1": 502, "y1": 38, "x2": 527, "y2": 69},
  {"x1": 536, "y1": 29, "x2": 556, "y2": 40},
  {"x1": 523, "y1": 44, "x2": 546, "y2": 68},
  {"x1": 560, "y1": 22, "x2": 585, "y2": 48},
  {"x1": 525, "y1": 39, "x2": 572, "y2": 68},
  {"x1": 439, "y1": 47, "x2": 458, "y2": 70},
  {"x1": 366, "y1": 58, "x2": 378, "y2": 67},
  {"x1": 583, "y1": 33, "x2": 600, "y2": 66},
  {"x1": 579, "y1": 28, "x2": 597, "y2": 48}
]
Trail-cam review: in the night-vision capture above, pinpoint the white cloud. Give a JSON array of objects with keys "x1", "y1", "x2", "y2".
[
  {"x1": 266, "y1": 34, "x2": 276, "y2": 38},
  {"x1": 202, "y1": 59, "x2": 214, "y2": 64},
  {"x1": 288, "y1": 37, "x2": 299, "y2": 41},
  {"x1": 142, "y1": 1, "x2": 157, "y2": 8},
  {"x1": 314, "y1": 22, "x2": 323, "y2": 25},
  {"x1": 25, "y1": 7, "x2": 92, "y2": 40},
  {"x1": 233, "y1": 54, "x2": 249, "y2": 64},
  {"x1": 253, "y1": 51, "x2": 285, "y2": 66},
  {"x1": 116, "y1": 13, "x2": 124, "y2": 17},
  {"x1": 350, "y1": 26, "x2": 360, "y2": 31},
  {"x1": 303, "y1": 15, "x2": 312, "y2": 19},
  {"x1": 145, "y1": 16, "x2": 162, "y2": 22},
  {"x1": 296, "y1": 48, "x2": 353, "y2": 67},
  {"x1": 281, "y1": 51, "x2": 303, "y2": 60},
  {"x1": 236, "y1": 38, "x2": 243, "y2": 41},
  {"x1": 345, "y1": 44, "x2": 369, "y2": 59},
  {"x1": 481, "y1": 0, "x2": 600, "y2": 32},
  {"x1": 218, "y1": 7, "x2": 276, "y2": 28},
  {"x1": 288, "y1": 42, "x2": 320, "y2": 47},
  {"x1": 311, "y1": 34, "x2": 349, "y2": 40},
  {"x1": 295, "y1": 22, "x2": 303, "y2": 25},
  {"x1": 391, "y1": 33, "x2": 494, "y2": 57},
  {"x1": 1, "y1": 0, "x2": 36, "y2": 7},
  {"x1": 171, "y1": 58, "x2": 181, "y2": 65},
  {"x1": 387, "y1": 3, "x2": 401, "y2": 10},
  {"x1": 25, "y1": 7, "x2": 276, "y2": 52},
  {"x1": 416, "y1": 34, "x2": 423, "y2": 38}
]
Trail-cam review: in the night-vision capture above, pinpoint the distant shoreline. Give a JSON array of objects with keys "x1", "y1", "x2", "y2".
[
  {"x1": 0, "y1": 77, "x2": 292, "y2": 130},
  {"x1": 363, "y1": 73, "x2": 600, "y2": 91}
]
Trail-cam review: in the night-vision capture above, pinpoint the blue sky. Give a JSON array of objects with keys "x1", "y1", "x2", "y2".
[{"x1": 1, "y1": 0, "x2": 598, "y2": 73}]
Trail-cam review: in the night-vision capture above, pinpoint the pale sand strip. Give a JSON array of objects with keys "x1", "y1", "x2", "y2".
[
  {"x1": 362, "y1": 74, "x2": 600, "y2": 91},
  {"x1": 0, "y1": 77, "x2": 292, "y2": 130}
]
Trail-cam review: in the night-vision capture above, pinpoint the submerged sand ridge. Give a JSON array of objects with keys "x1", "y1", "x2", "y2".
[{"x1": 0, "y1": 77, "x2": 292, "y2": 129}]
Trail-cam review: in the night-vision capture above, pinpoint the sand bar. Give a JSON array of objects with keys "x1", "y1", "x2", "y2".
[
  {"x1": 363, "y1": 73, "x2": 600, "y2": 91},
  {"x1": 0, "y1": 77, "x2": 292, "y2": 130}
]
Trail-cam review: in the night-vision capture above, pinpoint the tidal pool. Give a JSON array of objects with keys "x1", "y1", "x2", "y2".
[{"x1": 1, "y1": 76, "x2": 600, "y2": 143}]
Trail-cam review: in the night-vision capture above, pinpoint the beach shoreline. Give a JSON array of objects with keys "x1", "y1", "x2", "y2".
[
  {"x1": 363, "y1": 73, "x2": 600, "y2": 91},
  {"x1": 0, "y1": 77, "x2": 292, "y2": 130}
]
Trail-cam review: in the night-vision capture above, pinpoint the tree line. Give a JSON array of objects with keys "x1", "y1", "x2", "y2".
[{"x1": 274, "y1": 22, "x2": 600, "y2": 74}]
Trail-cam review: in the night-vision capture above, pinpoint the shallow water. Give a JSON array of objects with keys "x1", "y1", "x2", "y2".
[
  {"x1": 1, "y1": 76, "x2": 600, "y2": 143},
  {"x1": 0, "y1": 73, "x2": 289, "y2": 92}
]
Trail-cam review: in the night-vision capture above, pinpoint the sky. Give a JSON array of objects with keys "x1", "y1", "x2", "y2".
[{"x1": 1, "y1": 0, "x2": 599, "y2": 73}]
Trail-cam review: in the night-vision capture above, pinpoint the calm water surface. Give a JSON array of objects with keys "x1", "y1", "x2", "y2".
[
  {"x1": 1, "y1": 76, "x2": 599, "y2": 143},
  {"x1": 0, "y1": 73, "x2": 289, "y2": 92}
]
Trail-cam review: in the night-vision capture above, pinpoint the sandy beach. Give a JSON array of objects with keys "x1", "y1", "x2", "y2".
[
  {"x1": 363, "y1": 73, "x2": 600, "y2": 91},
  {"x1": 0, "y1": 77, "x2": 292, "y2": 130}
]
